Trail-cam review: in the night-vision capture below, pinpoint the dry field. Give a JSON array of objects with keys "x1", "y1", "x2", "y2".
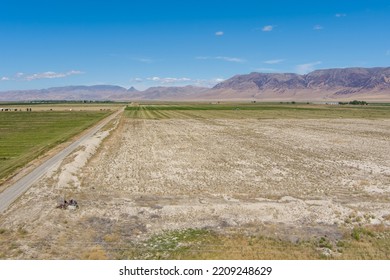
[{"x1": 1, "y1": 104, "x2": 390, "y2": 259}]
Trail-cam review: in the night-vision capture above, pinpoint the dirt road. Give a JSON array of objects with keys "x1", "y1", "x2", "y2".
[{"x1": 0, "y1": 108, "x2": 123, "y2": 213}]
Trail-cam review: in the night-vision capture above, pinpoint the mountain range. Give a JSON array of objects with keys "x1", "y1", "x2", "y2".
[{"x1": 1, "y1": 67, "x2": 390, "y2": 101}]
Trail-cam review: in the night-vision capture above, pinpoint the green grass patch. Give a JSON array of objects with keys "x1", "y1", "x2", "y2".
[
  {"x1": 0, "y1": 111, "x2": 110, "y2": 181},
  {"x1": 351, "y1": 226, "x2": 375, "y2": 241}
]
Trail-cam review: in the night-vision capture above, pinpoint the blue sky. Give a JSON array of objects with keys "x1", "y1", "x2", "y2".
[{"x1": 1, "y1": 0, "x2": 389, "y2": 90}]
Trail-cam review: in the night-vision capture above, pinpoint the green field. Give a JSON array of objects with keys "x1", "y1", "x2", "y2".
[
  {"x1": 125, "y1": 103, "x2": 390, "y2": 119},
  {"x1": 0, "y1": 110, "x2": 111, "y2": 182}
]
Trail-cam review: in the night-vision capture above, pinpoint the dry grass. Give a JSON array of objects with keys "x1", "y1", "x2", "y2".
[
  {"x1": 115, "y1": 226, "x2": 390, "y2": 260},
  {"x1": 83, "y1": 246, "x2": 108, "y2": 260}
]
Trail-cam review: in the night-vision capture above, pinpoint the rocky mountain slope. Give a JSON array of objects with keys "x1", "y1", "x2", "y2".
[
  {"x1": 1, "y1": 67, "x2": 389, "y2": 101},
  {"x1": 208, "y1": 67, "x2": 390, "y2": 100}
]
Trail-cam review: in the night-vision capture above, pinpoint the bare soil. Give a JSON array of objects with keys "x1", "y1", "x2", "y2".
[{"x1": 1, "y1": 115, "x2": 390, "y2": 259}]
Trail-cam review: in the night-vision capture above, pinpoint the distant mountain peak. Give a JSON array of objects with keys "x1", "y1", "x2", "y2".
[{"x1": 128, "y1": 86, "x2": 138, "y2": 92}]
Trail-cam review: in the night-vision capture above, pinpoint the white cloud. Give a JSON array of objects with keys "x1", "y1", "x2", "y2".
[
  {"x1": 132, "y1": 77, "x2": 143, "y2": 82},
  {"x1": 215, "y1": 31, "x2": 224, "y2": 36},
  {"x1": 213, "y1": 78, "x2": 225, "y2": 83},
  {"x1": 67, "y1": 70, "x2": 83, "y2": 75},
  {"x1": 313, "y1": 25, "x2": 324, "y2": 30},
  {"x1": 24, "y1": 70, "x2": 84, "y2": 81},
  {"x1": 137, "y1": 76, "x2": 225, "y2": 87},
  {"x1": 264, "y1": 59, "x2": 284, "y2": 64},
  {"x1": 216, "y1": 56, "x2": 245, "y2": 63},
  {"x1": 196, "y1": 56, "x2": 245, "y2": 63},
  {"x1": 0, "y1": 71, "x2": 83, "y2": 81},
  {"x1": 147, "y1": 77, "x2": 161, "y2": 82},
  {"x1": 262, "y1": 25, "x2": 274, "y2": 32},
  {"x1": 25, "y1": 72, "x2": 64, "y2": 80},
  {"x1": 146, "y1": 77, "x2": 192, "y2": 84},
  {"x1": 192, "y1": 78, "x2": 226, "y2": 87},
  {"x1": 335, "y1": 13, "x2": 346, "y2": 17},
  {"x1": 295, "y1": 61, "x2": 322, "y2": 74}
]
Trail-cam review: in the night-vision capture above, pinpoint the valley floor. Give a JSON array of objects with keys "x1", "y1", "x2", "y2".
[{"x1": 1, "y1": 108, "x2": 390, "y2": 259}]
